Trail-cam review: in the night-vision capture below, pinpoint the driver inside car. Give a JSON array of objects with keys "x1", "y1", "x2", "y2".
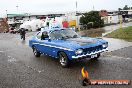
[{"x1": 41, "y1": 31, "x2": 49, "y2": 40}]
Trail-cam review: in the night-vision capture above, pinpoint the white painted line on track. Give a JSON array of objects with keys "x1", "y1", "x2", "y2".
[
  {"x1": 105, "y1": 55, "x2": 131, "y2": 60},
  {"x1": 0, "y1": 51, "x2": 4, "y2": 53}
]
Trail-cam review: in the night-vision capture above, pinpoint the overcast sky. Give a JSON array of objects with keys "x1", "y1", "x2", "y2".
[{"x1": 0, "y1": 0, "x2": 132, "y2": 17}]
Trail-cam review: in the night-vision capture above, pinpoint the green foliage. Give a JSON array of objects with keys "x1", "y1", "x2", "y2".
[
  {"x1": 119, "y1": 5, "x2": 131, "y2": 10},
  {"x1": 80, "y1": 11, "x2": 104, "y2": 29},
  {"x1": 118, "y1": 8, "x2": 122, "y2": 11},
  {"x1": 123, "y1": 5, "x2": 129, "y2": 10}
]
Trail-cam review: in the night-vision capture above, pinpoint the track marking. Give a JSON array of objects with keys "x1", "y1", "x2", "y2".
[
  {"x1": 7, "y1": 56, "x2": 17, "y2": 62},
  {"x1": 0, "y1": 51, "x2": 4, "y2": 53},
  {"x1": 105, "y1": 55, "x2": 131, "y2": 60}
]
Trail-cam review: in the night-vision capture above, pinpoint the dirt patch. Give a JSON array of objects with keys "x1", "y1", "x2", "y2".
[{"x1": 78, "y1": 28, "x2": 105, "y2": 37}]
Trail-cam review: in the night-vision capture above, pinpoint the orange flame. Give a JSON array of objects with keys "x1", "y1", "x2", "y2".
[{"x1": 81, "y1": 67, "x2": 89, "y2": 78}]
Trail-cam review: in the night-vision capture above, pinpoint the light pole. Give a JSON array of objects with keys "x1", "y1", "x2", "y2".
[
  {"x1": 92, "y1": 0, "x2": 95, "y2": 10},
  {"x1": 93, "y1": 5, "x2": 95, "y2": 10},
  {"x1": 119, "y1": 15, "x2": 122, "y2": 29},
  {"x1": 76, "y1": 1, "x2": 80, "y2": 31},
  {"x1": 6, "y1": 10, "x2": 7, "y2": 17},
  {"x1": 16, "y1": 5, "x2": 18, "y2": 13},
  {"x1": 76, "y1": 1, "x2": 77, "y2": 15}
]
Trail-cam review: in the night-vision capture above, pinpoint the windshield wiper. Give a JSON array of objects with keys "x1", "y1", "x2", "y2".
[
  {"x1": 73, "y1": 35, "x2": 78, "y2": 38},
  {"x1": 61, "y1": 36, "x2": 71, "y2": 40}
]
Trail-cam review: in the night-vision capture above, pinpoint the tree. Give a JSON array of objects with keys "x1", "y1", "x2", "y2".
[
  {"x1": 80, "y1": 11, "x2": 104, "y2": 29},
  {"x1": 118, "y1": 8, "x2": 122, "y2": 11},
  {"x1": 123, "y1": 5, "x2": 129, "y2": 10}
]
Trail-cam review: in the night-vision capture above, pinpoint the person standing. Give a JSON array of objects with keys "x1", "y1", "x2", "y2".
[{"x1": 20, "y1": 28, "x2": 26, "y2": 40}]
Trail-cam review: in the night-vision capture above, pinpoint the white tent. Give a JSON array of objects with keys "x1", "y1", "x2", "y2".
[{"x1": 20, "y1": 19, "x2": 44, "y2": 31}]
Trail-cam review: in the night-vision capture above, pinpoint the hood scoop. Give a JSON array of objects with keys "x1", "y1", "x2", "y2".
[{"x1": 67, "y1": 38, "x2": 96, "y2": 46}]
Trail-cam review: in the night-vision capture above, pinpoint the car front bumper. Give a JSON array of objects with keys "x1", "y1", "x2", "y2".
[{"x1": 72, "y1": 48, "x2": 108, "y2": 59}]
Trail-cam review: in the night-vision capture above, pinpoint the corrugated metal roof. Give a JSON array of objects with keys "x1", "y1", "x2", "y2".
[{"x1": 7, "y1": 13, "x2": 29, "y2": 17}]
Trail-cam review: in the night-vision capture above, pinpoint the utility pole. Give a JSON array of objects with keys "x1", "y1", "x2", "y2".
[
  {"x1": 119, "y1": 15, "x2": 123, "y2": 29},
  {"x1": 6, "y1": 10, "x2": 7, "y2": 17},
  {"x1": 16, "y1": 5, "x2": 18, "y2": 13},
  {"x1": 91, "y1": 0, "x2": 95, "y2": 11},
  {"x1": 76, "y1": 1, "x2": 80, "y2": 31},
  {"x1": 76, "y1": 1, "x2": 77, "y2": 15},
  {"x1": 93, "y1": 5, "x2": 95, "y2": 10}
]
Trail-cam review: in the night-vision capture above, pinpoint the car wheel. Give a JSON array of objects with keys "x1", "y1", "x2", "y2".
[
  {"x1": 91, "y1": 53, "x2": 100, "y2": 60},
  {"x1": 33, "y1": 47, "x2": 41, "y2": 57},
  {"x1": 59, "y1": 52, "x2": 69, "y2": 68}
]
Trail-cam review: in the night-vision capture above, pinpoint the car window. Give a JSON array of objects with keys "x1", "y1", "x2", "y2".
[
  {"x1": 50, "y1": 31, "x2": 63, "y2": 40},
  {"x1": 49, "y1": 29, "x2": 80, "y2": 40},
  {"x1": 36, "y1": 32, "x2": 42, "y2": 39},
  {"x1": 41, "y1": 31, "x2": 49, "y2": 40}
]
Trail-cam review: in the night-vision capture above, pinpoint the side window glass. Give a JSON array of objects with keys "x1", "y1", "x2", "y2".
[
  {"x1": 41, "y1": 31, "x2": 49, "y2": 40},
  {"x1": 36, "y1": 32, "x2": 42, "y2": 39}
]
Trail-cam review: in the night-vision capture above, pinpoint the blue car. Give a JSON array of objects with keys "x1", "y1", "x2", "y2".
[{"x1": 29, "y1": 28, "x2": 108, "y2": 67}]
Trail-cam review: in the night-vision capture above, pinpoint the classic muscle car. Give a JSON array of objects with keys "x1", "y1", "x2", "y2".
[{"x1": 29, "y1": 28, "x2": 108, "y2": 67}]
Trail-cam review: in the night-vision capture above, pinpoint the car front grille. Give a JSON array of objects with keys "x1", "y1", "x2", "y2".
[{"x1": 83, "y1": 45, "x2": 102, "y2": 53}]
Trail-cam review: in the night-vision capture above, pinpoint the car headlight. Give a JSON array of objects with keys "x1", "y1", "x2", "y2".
[
  {"x1": 102, "y1": 43, "x2": 108, "y2": 48},
  {"x1": 75, "y1": 49, "x2": 83, "y2": 54}
]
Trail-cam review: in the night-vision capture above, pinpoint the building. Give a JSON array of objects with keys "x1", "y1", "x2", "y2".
[
  {"x1": 99, "y1": 10, "x2": 120, "y2": 24},
  {"x1": 99, "y1": 10, "x2": 108, "y2": 17},
  {"x1": 6, "y1": 11, "x2": 85, "y2": 30},
  {"x1": 7, "y1": 12, "x2": 65, "y2": 29},
  {"x1": 0, "y1": 18, "x2": 8, "y2": 32},
  {"x1": 119, "y1": 10, "x2": 132, "y2": 21},
  {"x1": 7, "y1": 13, "x2": 28, "y2": 29}
]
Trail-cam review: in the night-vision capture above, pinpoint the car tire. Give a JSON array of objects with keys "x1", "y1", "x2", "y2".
[
  {"x1": 91, "y1": 53, "x2": 100, "y2": 60},
  {"x1": 58, "y1": 52, "x2": 69, "y2": 68},
  {"x1": 33, "y1": 47, "x2": 41, "y2": 57}
]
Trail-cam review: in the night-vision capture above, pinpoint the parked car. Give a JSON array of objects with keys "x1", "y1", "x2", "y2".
[
  {"x1": 9, "y1": 27, "x2": 17, "y2": 34},
  {"x1": 29, "y1": 28, "x2": 108, "y2": 67}
]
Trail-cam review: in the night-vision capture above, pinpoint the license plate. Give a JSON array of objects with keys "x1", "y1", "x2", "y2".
[{"x1": 91, "y1": 54, "x2": 97, "y2": 58}]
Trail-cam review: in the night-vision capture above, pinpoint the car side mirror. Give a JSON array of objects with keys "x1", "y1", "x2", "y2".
[
  {"x1": 48, "y1": 39, "x2": 51, "y2": 42},
  {"x1": 45, "y1": 37, "x2": 51, "y2": 42},
  {"x1": 45, "y1": 38, "x2": 49, "y2": 40}
]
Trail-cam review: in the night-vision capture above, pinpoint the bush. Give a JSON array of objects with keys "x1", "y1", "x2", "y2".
[{"x1": 80, "y1": 11, "x2": 104, "y2": 29}]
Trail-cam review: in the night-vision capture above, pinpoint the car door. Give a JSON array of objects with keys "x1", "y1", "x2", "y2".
[
  {"x1": 34, "y1": 32, "x2": 43, "y2": 53},
  {"x1": 39, "y1": 39, "x2": 51, "y2": 55},
  {"x1": 33, "y1": 32, "x2": 53, "y2": 55},
  {"x1": 40, "y1": 31, "x2": 60, "y2": 57},
  {"x1": 40, "y1": 39, "x2": 60, "y2": 58},
  {"x1": 38, "y1": 31, "x2": 54, "y2": 56}
]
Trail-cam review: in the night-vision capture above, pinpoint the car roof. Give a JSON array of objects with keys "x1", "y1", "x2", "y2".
[
  {"x1": 35, "y1": 28, "x2": 66, "y2": 36},
  {"x1": 41, "y1": 28, "x2": 68, "y2": 33}
]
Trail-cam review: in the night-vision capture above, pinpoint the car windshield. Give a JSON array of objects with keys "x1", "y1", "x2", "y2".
[{"x1": 49, "y1": 29, "x2": 80, "y2": 40}]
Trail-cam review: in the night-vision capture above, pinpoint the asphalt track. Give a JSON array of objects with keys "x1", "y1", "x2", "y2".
[{"x1": 0, "y1": 33, "x2": 132, "y2": 88}]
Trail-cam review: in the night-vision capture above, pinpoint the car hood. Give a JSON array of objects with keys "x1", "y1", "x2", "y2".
[
  {"x1": 52, "y1": 37, "x2": 107, "y2": 50},
  {"x1": 66, "y1": 38, "x2": 96, "y2": 46}
]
